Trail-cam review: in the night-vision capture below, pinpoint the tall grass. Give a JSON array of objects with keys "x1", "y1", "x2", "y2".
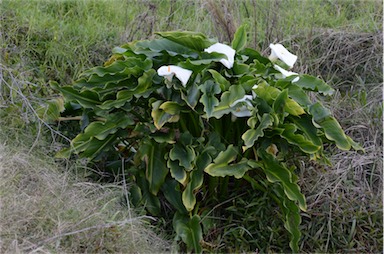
[{"x1": 1, "y1": 0, "x2": 382, "y2": 252}]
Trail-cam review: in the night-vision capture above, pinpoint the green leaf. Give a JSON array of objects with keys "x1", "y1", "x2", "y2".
[
  {"x1": 233, "y1": 62, "x2": 250, "y2": 76},
  {"x1": 289, "y1": 115, "x2": 322, "y2": 147},
  {"x1": 162, "y1": 179, "x2": 187, "y2": 214},
  {"x1": 81, "y1": 133, "x2": 119, "y2": 160},
  {"x1": 182, "y1": 170, "x2": 204, "y2": 211},
  {"x1": 208, "y1": 69, "x2": 231, "y2": 91},
  {"x1": 274, "y1": 185, "x2": 302, "y2": 253},
  {"x1": 134, "y1": 38, "x2": 198, "y2": 58},
  {"x1": 273, "y1": 89, "x2": 289, "y2": 116},
  {"x1": 181, "y1": 83, "x2": 200, "y2": 109},
  {"x1": 242, "y1": 48, "x2": 271, "y2": 65},
  {"x1": 280, "y1": 124, "x2": 321, "y2": 154},
  {"x1": 82, "y1": 113, "x2": 133, "y2": 140},
  {"x1": 199, "y1": 80, "x2": 221, "y2": 118},
  {"x1": 134, "y1": 174, "x2": 161, "y2": 215},
  {"x1": 140, "y1": 140, "x2": 168, "y2": 195},
  {"x1": 173, "y1": 212, "x2": 202, "y2": 253},
  {"x1": 74, "y1": 58, "x2": 152, "y2": 90},
  {"x1": 156, "y1": 30, "x2": 213, "y2": 51},
  {"x1": 258, "y1": 149, "x2": 307, "y2": 211},
  {"x1": 159, "y1": 101, "x2": 182, "y2": 115},
  {"x1": 254, "y1": 82, "x2": 304, "y2": 116},
  {"x1": 212, "y1": 85, "x2": 245, "y2": 118},
  {"x1": 168, "y1": 159, "x2": 188, "y2": 186},
  {"x1": 152, "y1": 100, "x2": 180, "y2": 129},
  {"x1": 135, "y1": 69, "x2": 156, "y2": 97},
  {"x1": 169, "y1": 143, "x2": 196, "y2": 171},
  {"x1": 204, "y1": 145, "x2": 250, "y2": 179},
  {"x1": 309, "y1": 102, "x2": 351, "y2": 150},
  {"x1": 98, "y1": 90, "x2": 134, "y2": 110},
  {"x1": 232, "y1": 24, "x2": 248, "y2": 51},
  {"x1": 286, "y1": 84, "x2": 312, "y2": 106},
  {"x1": 293, "y1": 74, "x2": 335, "y2": 95},
  {"x1": 50, "y1": 81, "x2": 100, "y2": 108},
  {"x1": 242, "y1": 113, "x2": 273, "y2": 150}
]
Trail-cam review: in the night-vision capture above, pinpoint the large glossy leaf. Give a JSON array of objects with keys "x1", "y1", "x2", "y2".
[
  {"x1": 280, "y1": 124, "x2": 321, "y2": 154},
  {"x1": 289, "y1": 115, "x2": 322, "y2": 147},
  {"x1": 74, "y1": 58, "x2": 152, "y2": 90},
  {"x1": 98, "y1": 89, "x2": 134, "y2": 110},
  {"x1": 273, "y1": 88, "x2": 289, "y2": 117},
  {"x1": 309, "y1": 102, "x2": 351, "y2": 150},
  {"x1": 168, "y1": 159, "x2": 188, "y2": 186},
  {"x1": 81, "y1": 112, "x2": 133, "y2": 140},
  {"x1": 199, "y1": 80, "x2": 221, "y2": 118},
  {"x1": 156, "y1": 30, "x2": 213, "y2": 51},
  {"x1": 232, "y1": 24, "x2": 248, "y2": 51},
  {"x1": 182, "y1": 170, "x2": 204, "y2": 211},
  {"x1": 258, "y1": 149, "x2": 307, "y2": 211},
  {"x1": 79, "y1": 133, "x2": 119, "y2": 160},
  {"x1": 242, "y1": 47, "x2": 271, "y2": 65},
  {"x1": 134, "y1": 172, "x2": 161, "y2": 215},
  {"x1": 254, "y1": 82, "x2": 304, "y2": 116},
  {"x1": 293, "y1": 74, "x2": 335, "y2": 95},
  {"x1": 160, "y1": 101, "x2": 182, "y2": 115},
  {"x1": 274, "y1": 185, "x2": 302, "y2": 253},
  {"x1": 211, "y1": 85, "x2": 245, "y2": 118},
  {"x1": 152, "y1": 100, "x2": 180, "y2": 129},
  {"x1": 242, "y1": 113, "x2": 273, "y2": 150},
  {"x1": 162, "y1": 179, "x2": 187, "y2": 214},
  {"x1": 208, "y1": 69, "x2": 231, "y2": 91},
  {"x1": 204, "y1": 145, "x2": 250, "y2": 178},
  {"x1": 50, "y1": 81, "x2": 100, "y2": 108},
  {"x1": 173, "y1": 212, "x2": 202, "y2": 253},
  {"x1": 140, "y1": 140, "x2": 168, "y2": 195},
  {"x1": 135, "y1": 69, "x2": 157, "y2": 97},
  {"x1": 169, "y1": 143, "x2": 196, "y2": 171},
  {"x1": 181, "y1": 82, "x2": 200, "y2": 109},
  {"x1": 134, "y1": 38, "x2": 198, "y2": 58}
]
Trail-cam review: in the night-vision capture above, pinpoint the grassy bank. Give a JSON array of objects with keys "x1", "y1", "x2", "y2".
[
  {"x1": 1, "y1": 0, "x2": 382, "y2": 252},
  {"x1": 0, "y1": 121, "x2": 171, "y2": 253}
]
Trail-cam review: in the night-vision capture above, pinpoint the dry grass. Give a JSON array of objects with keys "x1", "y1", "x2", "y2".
[
  {"x1": 295, "y1": 29, "x2": 383, "y2": 88},
  {"x1": 299, "y1": 81, "x2": 383, "y2": 252},
  {"x1": 0, "y1": 141, "x2": 171, "y2": 253}
]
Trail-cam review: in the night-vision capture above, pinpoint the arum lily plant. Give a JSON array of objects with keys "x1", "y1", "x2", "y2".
[{"x1": 50, "y1": 25, "x2": 361, "y2": 253}]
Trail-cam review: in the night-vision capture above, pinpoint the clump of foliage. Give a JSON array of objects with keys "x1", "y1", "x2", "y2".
[{"x1": 50, "y1": 25, "x2": 361, "y2": 252}]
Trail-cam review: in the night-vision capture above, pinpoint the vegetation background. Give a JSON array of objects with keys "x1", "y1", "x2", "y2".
[{"x1": 0, "y1": 0, "x2": 382, "y2": 253}]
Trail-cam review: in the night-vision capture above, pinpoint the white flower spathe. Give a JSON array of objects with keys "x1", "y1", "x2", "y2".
[
  {"x1": 230, "y1": 95, "x2": 253, "y2": 118},
  {"x1": 273, "y1": 64, "x2": 298, "y2": 78},
  {"x1": 157, "y1": 65, "x2": 193, "y2": 87},
  {"x1": 269, "y1": 43, "x2": 297, "y2": 68},
  {"x1": 204, "y1": 42, "x2": 236, "y2": 69}
]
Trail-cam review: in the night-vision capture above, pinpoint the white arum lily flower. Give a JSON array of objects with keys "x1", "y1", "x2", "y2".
[
  {"x1": 204, "y1": 42, "x2": 236, "y2": 69},
  {"x1": 157, "y1": 65, "x2": 192, "y2": 87},
  {"x1": 230, "y1": 95, "x2": 253, "y2": 118},
  {"x1": 269, "y1": 43, "x2": 297, "y2": 69},
  {"x1": 273, "y1": 64, "x2": 299, "y2": 83}
]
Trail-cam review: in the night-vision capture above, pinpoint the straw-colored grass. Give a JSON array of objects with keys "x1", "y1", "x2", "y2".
[{"x1": 0, "y1": 138, "x2": 171, "y2": 253}]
